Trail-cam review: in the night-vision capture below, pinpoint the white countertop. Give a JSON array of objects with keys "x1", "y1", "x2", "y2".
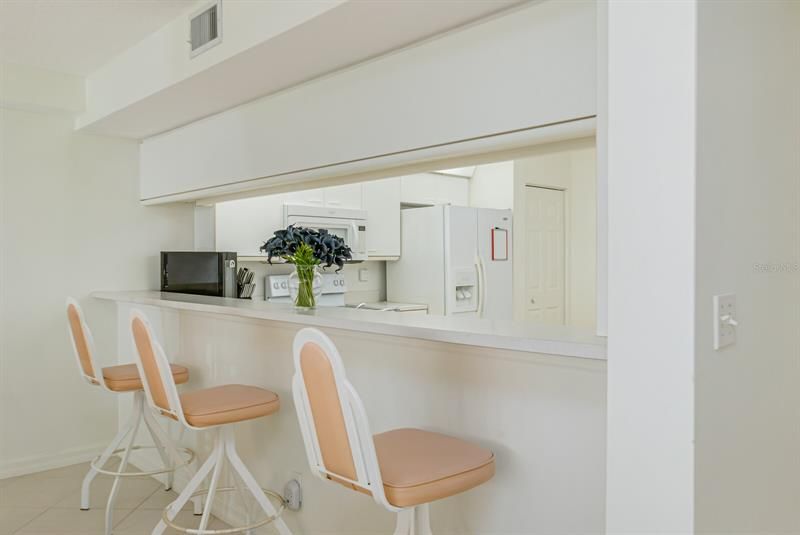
[{"x1": 92, "y1": 291, "x2": 607, "y2": 360}]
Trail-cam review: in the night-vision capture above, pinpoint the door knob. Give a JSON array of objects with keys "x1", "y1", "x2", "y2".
[{"x1": 530, "y1": 298, "x2": 536, "y2": 304}]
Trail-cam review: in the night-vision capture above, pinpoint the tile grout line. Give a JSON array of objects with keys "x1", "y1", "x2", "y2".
[
  {"x1": 10, "y1": 505, "x2": 51, "y2": 535},
  {"x1": 4, "y1": 472, "x2": 160, "y2": 534},
  {"x1": 104, "y1": 477, "x2": 165, "y2": 531},
  {"x1": 115, "y1": 483, "x2": 163, "y2": 529},
  {"x1": 2, "y1": 462, "x2": 232, "y2": 534},
  {"x1": 111, "y1": 506, "x2": 138, "y2": 531}
]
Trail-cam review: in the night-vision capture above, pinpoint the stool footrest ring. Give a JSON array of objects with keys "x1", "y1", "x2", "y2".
[
  {"x1": 90, "y1": 446, "x2": 195, "y2": 477},
  {"x1": 163, "y1": 487, "x2": 287, "y2": 534}
]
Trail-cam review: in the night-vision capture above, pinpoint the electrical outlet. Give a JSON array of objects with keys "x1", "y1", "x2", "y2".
[
  {"x1": 713, "y1": 293, "x2": 737, "y2": 350},
  {"x1": 284, "y1": 479, "x2": 302, "y2": 511}
]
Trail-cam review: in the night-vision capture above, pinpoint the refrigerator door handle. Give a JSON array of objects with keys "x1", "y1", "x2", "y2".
[{"x1": 475, "y1": 254, "x2": 487, "y2": 318}]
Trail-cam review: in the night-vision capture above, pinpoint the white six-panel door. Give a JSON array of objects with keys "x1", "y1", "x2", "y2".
[{"x1": 524, "y1": 186, "x2": 566, "y2": 324}]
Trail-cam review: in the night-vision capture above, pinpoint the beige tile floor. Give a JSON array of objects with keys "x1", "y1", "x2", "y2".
[{"x1": 0, "y1": 461, "x2": 231, "y2": 534}]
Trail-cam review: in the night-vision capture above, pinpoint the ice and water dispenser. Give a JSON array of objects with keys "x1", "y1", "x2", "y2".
[{"x1": 451, "y1": 267, "x2": 478, "y2": 313}]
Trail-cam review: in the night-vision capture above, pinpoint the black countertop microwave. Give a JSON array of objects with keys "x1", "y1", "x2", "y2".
[{"x1": 160, "y1": 252, "x2": 238, "y2": 298}]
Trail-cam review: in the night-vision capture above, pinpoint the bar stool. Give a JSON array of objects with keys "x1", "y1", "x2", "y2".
[
  {"x1": 129, "y1": 309, "x2": 292, "y2": 535},
  {"x1": 291, "y1": 327, "x2": 496, "y2": 535},
  {"x1": 66, "y1": 298, "x2": 196, "y2": 535}
]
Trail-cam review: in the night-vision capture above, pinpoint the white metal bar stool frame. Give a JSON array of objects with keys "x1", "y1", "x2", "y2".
[
  {"x1": 291, "y1": 328, "x2": 432, "y2": 535},
  {"x1": 66, "y1": 298, "x2": 196, "y2": 535},
  {"x1": 129, "y1": 310, "x2": 292, "y2": 535}
]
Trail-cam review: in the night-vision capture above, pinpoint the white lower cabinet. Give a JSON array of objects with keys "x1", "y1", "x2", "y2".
[
  {"x1": 363, "y1": 178, "x2": 401, "y2": 258},
  {"x1": 400, "y1": 173, "x2": 469, "y2": 206}
]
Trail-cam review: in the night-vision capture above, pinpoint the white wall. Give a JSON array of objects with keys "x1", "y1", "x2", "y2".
[
  {"x1": 694, "y1": 1, "x2": 800, "y2": 532},
  {"x1": 514, "y1": 138, "x2": 597, "y2": 329},
  {"x1": 0, "y1": 106, "x2": 194, "y2": 477},
  {"x1": 469, "y1": 161, "x2": 514, "y2": 210},
  {"x1": 606, "y1": 2, "x2": 800, "y2": 532},
  {"x1": 605, "y1": 1, "x2": 697, "y2": 531},
  {"x1": 0, "y1": 62, "x2": 84, "y2": 114}
]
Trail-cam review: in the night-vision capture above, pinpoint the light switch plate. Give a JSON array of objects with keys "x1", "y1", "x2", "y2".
[
  {"x1": 713, "y1": 293, "x2": 737, "y2": 350},
  {"x1": 358, "y1": 268, "x2": 369, "y2": 282}
]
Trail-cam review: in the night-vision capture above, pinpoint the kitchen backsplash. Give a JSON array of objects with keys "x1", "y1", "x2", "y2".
[{"x1": 238, "y1": 259, "x2": 387, "y2": 305}]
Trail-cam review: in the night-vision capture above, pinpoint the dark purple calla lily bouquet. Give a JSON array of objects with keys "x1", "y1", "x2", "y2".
[{"x1": 260, "y1": 226, "x2": 352, "y2": 307}]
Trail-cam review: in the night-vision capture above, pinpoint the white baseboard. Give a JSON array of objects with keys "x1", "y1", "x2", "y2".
[{"x1": 0, "y1": 440, "x2": 109, "y2": 480}]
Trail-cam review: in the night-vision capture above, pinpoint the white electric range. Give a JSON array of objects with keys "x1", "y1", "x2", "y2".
[{"x1": 265, "y1": 272, "x2": 347, "y2": 306}]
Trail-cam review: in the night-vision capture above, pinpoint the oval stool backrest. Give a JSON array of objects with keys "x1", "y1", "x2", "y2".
[
  {"x1": 292, "y1": 328, "x2": 399, "y2": 512},
  {"x1": 65, "y1": 298, "x2": 99, "y2": 385},
  {"x1": 130, "y1": 310, "x2": 182, "y2": 422},
  {"x1": 298, "y1": 341, "x2": 358, "y2": 482}
]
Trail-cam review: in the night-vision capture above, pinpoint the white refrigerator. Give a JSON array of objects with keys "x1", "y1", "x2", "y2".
[{"x1": 386, "y1": 205, "x2": 513, "y2": 320}]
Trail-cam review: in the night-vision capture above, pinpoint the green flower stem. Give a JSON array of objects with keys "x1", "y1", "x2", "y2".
[{"x1": 295, "y1": 265, "x2": 316, "y2": 308}]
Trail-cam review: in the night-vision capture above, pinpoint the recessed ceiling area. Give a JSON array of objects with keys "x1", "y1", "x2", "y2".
[
  {"x1": 76, "y1": 0, "x2": 524, "y2": 139},
  {"x1": 0, "y1": 0, "x2": 196, "y2": 76},
  {"x1": 1, "y1": 0, "x2": 525, "y2": 139}
]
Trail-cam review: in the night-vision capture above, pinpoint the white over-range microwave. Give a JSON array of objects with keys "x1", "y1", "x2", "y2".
[{"x1": 283, "y1": 204, "x2": 368, "y2": 261}]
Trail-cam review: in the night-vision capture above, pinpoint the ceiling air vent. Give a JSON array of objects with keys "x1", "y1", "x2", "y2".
[{"x1": 189, "y1": 1, "x2": 222, "y2": 58}]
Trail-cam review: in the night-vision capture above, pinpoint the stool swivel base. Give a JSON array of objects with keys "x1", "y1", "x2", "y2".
[
  {"x1": 154, "y1": 426, "x2": 290, "y2": 535},
  {"x1": 81, "y1": 390, "x2": 199, "y2": 535}
]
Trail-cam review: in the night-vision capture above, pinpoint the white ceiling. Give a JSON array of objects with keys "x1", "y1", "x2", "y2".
[{"x1": 0, "y1": 0, "x2": 196, "y2": 76}]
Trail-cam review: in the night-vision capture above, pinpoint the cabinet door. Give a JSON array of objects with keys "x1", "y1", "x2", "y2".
[
  {"x1": 401, "y1": 173, "x2": 469, "y2": 206},
  {"x1": 324, "y1": 184, "x2": 362, "y2": 209},
  {"x1": 363, "y1": 178, "x2": 401, "y2": 258},
  {"x1": 215, "y1": 194, "x2": 284, "y2": 257},
  {"x1": 284, "y1": 188, "x2": 324, "y2": 207}
]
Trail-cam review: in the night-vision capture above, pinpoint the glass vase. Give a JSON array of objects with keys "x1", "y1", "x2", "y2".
[{"x1": 288, "y1": 265, "x2": 323, "y2": 309}]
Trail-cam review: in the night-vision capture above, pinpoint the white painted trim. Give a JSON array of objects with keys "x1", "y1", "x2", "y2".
[
  {"x1": 0, "y1": 440, "x2": 111, "y2": 480},
  {"x1": 605, "y1": 0, "x2": 697, "y2": 530},
  {"x1": 595, "y1": 0, "x2": 609, "y2": 337}
]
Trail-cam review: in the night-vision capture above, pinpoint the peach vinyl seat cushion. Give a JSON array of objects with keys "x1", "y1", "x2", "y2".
[
  {"x1": 103, "y1": 363, "x2": 189, "y2": 392},
  {"x1": 373, "y1": 428, "x2": 495, "y2": 507},
  {"x1": 179, "y1": 384, "x2": 280, "y2": 428}
]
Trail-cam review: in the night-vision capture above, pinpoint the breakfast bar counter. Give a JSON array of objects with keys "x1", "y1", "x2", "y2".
[
  {"x1": 92, "y1": 291, "x2": 606, "y2": 360},
  {"x1": 93, "y1": 290, "x2": 607, "y2": 534}
]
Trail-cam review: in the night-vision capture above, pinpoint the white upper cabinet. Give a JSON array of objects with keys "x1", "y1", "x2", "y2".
[
  {"x1": 322, "y1": 184, "x2": 362, "y2": 209},
  {"x1": 401, "y1": 173, "x2": 469, "y2": 206},
  {"x1": 215, "y1": 195, "x2": 284, "y2": 258},
  {"x1": 283, "y1": 185, "x2": 361, "y2": 209},
  {"x1": 363, "y1": 178, "x2": 401, "y2": 258},
  {"x1": 216, "y1": 181, "x2": 400, "y2": 259},
  {"x1": 284, "y1": 188, "x2": 324, "y2": 207}
]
